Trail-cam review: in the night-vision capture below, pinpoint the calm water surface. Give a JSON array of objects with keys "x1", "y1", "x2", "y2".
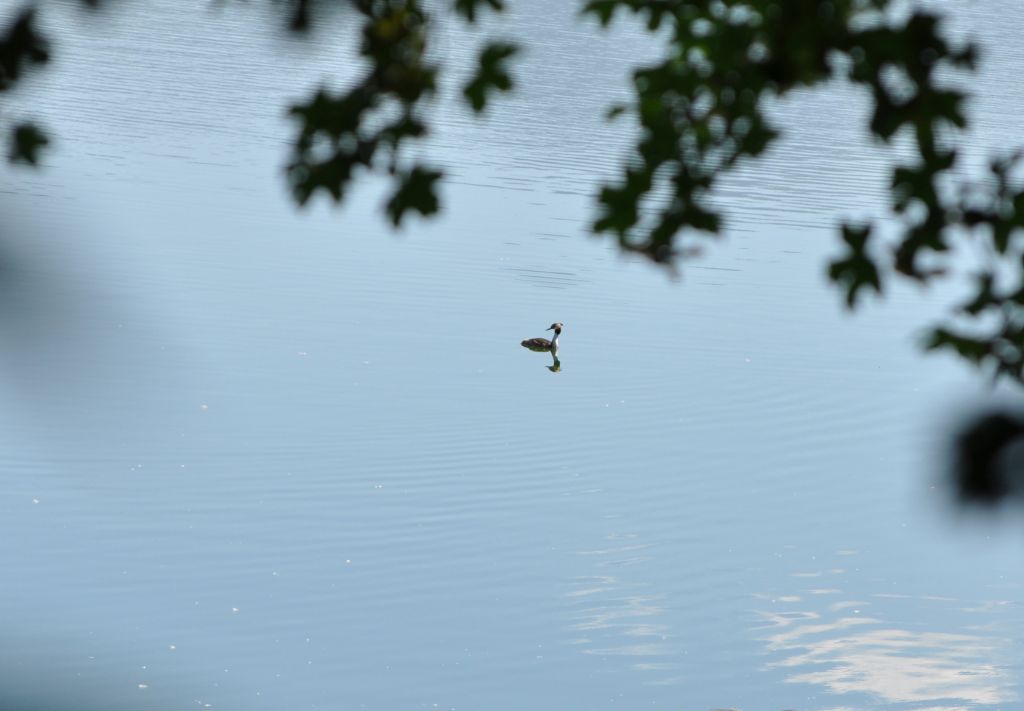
[{"x1": 2, "y1": 2, "x2": 1024, "y2": 710}]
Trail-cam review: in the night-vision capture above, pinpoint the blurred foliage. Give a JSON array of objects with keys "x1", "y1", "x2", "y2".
[
  {"x1": 951, "y1": 411, "x2": 1024, "y2": 506},
  {"x1": 10, "y1": 121, "x2": 47, "y2": 164},
  {"x1": 828, "y1": 224, "x2": 880, "y2": 308},
  {"x1": 283, "y1": 0, "x2": 513, "y2": 224},
  {"x1": 580, "y1": 1, "x2": 1024, "y2": 385},
  {"x1": 9, "y1": 1, "x2": 1024, "y2": 381},
  {"x1": 285, "y1": 0, "x2": 440, "y2": 217},
  {"x1": 463, "y1": 41, "x2": 518, "y2": 113},
  {"x1": 0, "y1": 8, "x2": 50, "y2": 161},
  {"x1": 453, "y1": 0, "x2": 504, "y2": 23},
  {"x1": 0, "y1": 8, "x2": 48, "y2": 88},
  {"x1": 385, "y1": 165, "x2": 441, "y2": 224}
]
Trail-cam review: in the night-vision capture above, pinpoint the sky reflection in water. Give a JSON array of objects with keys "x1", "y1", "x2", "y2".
[{"x1": 758, "y1": 567, "x2": 1016, "y2": 708}]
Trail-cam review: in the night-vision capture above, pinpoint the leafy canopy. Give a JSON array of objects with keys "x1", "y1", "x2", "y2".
[{"x1": 6, "y1": 0, "x2": 1024, "y2": 381}]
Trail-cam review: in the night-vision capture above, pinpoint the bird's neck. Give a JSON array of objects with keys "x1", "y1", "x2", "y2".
[{"x1": 550, "y1": 329, "x2": 560, "y2": 350}]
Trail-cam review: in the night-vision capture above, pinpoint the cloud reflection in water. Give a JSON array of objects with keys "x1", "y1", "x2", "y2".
[
  {"x1": 758, "y1": 589, "x2": 1016, "y2": 708},
  {"x1": 564, "y1": 532, "x2": 681, "y2": 685}
]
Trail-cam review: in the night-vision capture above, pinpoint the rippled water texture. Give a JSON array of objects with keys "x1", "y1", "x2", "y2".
[{"x1": 1, "y1": 2, "x2": 1023, "y2": 710}]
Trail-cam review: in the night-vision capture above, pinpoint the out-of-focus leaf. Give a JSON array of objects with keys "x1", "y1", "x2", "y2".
[
  {"x1": 463, "y1": 42, "x2": 518, "y2": 113},
  {"x1": 925, "y1": 327, "x2": 991, "y2": 363},
  {"x1": 827, "y1": 224, "x2": 882, "y2": 308},
  {"x1": 951, "y1": 412, "x2": 1024, "y2": 505},
  {"x1": 385, "y1": 166, "x2": 442, "y2": 226},
  {"x1": 960, "y1": 274, "x2": 997, "y2": 316},
  {"x1": 605, "y1": 104, "x2": 627, "y2": 120},
  {"x1": 582, "y1": 0, "x2": 618, "y2": 26},
  {"x1": 0, "y1": 9, "x2": 49, "y2": 90},
  {"x1": 9, "y1": 122, "x2": 47, "y2": 164},
  {"x1": 453, "y1": 0, "x2": 503, "y2": 23},
  {"x1": 288, "y1": 0, "x2": 312, "y2": 32}
]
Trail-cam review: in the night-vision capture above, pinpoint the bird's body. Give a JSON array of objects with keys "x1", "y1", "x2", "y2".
[
  {"x1": 520, "y1": 337, "x2": 555, "y2": 351},
  {"x1": 521, "y1": 322, "x2": 562, "y2": 352}
]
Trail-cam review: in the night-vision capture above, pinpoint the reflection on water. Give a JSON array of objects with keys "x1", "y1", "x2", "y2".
[
  {"x1": 519, "y1": 346, "x2": 561, "y2": 371},
  {"x1": 757, "y1": 566, "x2": 1017, "y2": 708},
  {"x1": 565, "y1": 532, "x2": 681, "y2": 685}
]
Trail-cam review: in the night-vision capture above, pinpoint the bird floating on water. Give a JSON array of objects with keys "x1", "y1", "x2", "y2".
[{"x1": 521, "y1": 322, "x2": 562, "y2": 353}]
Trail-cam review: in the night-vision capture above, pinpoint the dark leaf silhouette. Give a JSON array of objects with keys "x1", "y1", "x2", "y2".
[
  {"x1": 828, "y1": 225, "x2": 881, "y2": 308},
  {"x1": 285, "y1": 0, "x2": 439, "y2": 214},
  {"x1": 463, "y1": 42, "x2": 518, "y2": 113},
  {"x1": 9, "y1": 122, "x2": 47, "y2": 165},
  {"x1": 0, "y1": 9, "x2": 48, "y2": 90},
  {"x1": 951, "y1": 412, "x2": 1024, "y2": 505},
  {"x1": 454, "y1": 0, "x2": 503, "y2": 23},
  {"x1": 385, "y1": 166, "x2": 442, "y2": 226}
]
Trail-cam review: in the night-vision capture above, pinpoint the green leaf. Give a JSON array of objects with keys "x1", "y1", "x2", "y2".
[
  {"x1": 463, "y1": 42, "x2": 519, "y2": 113},
  {"x1": 582, "y1": 0, "x2": 618, "y2": 26},
  {"x1": 0, "y1": 9, "x2": 49, "y2": 90},
  {"x1": 960, "y1": 274, "x2": 998, "y2": 316},
  {"x1": 606, "y1": 104, "x2": 628, "y2": 120},
  {"x1": 453, "y1": 0, "x2": 503, "y2": 23},
  {"x1": 385, "y1": 166, "x2": 443, "y2": 226},
  {"x1": 924, "y1": 328, "x2": 991, "y2": 363},
  {"x1": 827, "y1": 224, "x2": 882, "y2": 308},
  {"x1": 9, "y1": 123, "x2": 48, "y2": 165}
]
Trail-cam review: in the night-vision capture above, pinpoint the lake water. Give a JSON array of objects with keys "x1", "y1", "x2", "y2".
[{"x1": 2, "y1": 1, "x2": 1024, "y2": 709}]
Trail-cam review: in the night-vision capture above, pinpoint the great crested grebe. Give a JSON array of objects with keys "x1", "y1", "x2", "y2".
[{"x1": 521, "y1": 322, "x2": 562, "y2": 352}]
